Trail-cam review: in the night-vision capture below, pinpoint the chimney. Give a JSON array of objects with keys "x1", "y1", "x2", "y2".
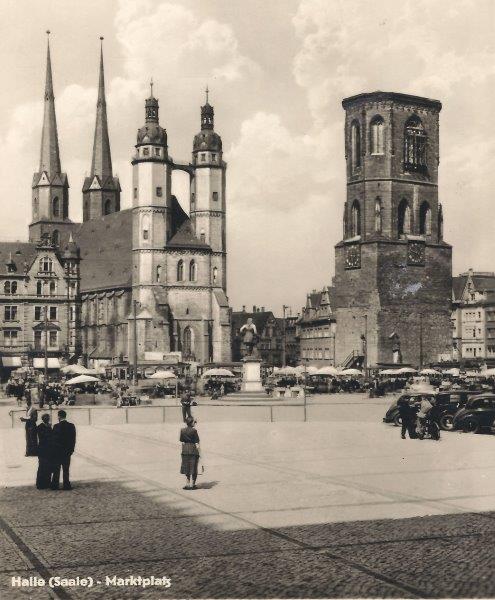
[
  {"x1": 242, "y1": 305, "x2": 246, "y2": 312},
  {"x1": 252, "y1": 305, "x2": 256, "y2": 312},
  {"x1": 261, "y1": 306, "x2": 265, "y2": 312}
]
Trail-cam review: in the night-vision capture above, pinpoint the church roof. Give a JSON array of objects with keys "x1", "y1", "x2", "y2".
[
  {"x1": 0, "y1": 242, "x2": 38, "y2": 276},
  {"x1": 168, "y1": 219, "x2": 209, "y2": 249},
  {"x1": 73, "y1": 209, "x2": 133, "y2": 292}
]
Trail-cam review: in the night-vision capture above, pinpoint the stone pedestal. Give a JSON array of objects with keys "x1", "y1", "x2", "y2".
[{"x1": 241, "y1": 358, "x2": 263, "y2": 392}]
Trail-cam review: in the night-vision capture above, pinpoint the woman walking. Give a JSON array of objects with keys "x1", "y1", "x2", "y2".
[
  {"x1": 180, "y1": 416, "x2": 200, "y2": 490},
  {"x1": 20, "y1": 398, "x2": 38, "y2": 457}
]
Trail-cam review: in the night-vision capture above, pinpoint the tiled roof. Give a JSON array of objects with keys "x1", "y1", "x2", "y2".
[
  {"x1": 0, "y1": 242, "x2": 38, "y2": 276},
  {"x1": 73, "y1": 209, "x2": 133, "y2": 292},
  {"x1": 168, "y1": 219, "x2": 209, "y2": 249},
  {"x1": 472, "y1": 275, "x2": 495, "y2": 291},
  {"x1": 452, "y1": 276, "x2": 467, "y2": 301}
]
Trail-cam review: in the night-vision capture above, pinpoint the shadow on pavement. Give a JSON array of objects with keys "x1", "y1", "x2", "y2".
[{"x1": 1, "y1": 479, "x2": 495, "y2": 599}]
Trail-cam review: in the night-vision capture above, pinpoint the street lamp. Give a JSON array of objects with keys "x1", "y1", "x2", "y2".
[{"x1": 282, "y1": 305, "x2": 288, "y2": 367}]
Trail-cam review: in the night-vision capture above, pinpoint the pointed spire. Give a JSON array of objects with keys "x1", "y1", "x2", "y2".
[
  {"x1": 39, "y1": 31, "x2": 62, "y2": 177},
  {"x1": 205, "y1": 85, "x2": 209, "y2": 105},
  {"x1": 201, "y1": 86, "x2": 214, "y2": 130},
  {"x1": 90, "y1": 37, "x2": 113, "y2": 181}
]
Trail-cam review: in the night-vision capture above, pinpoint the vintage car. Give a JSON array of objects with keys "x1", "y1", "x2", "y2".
[
  {"x1": 452, "y1": 394, "x2": 495, "y2": 433},
  {"x1": 383, "y1": 389, "x2": 482, "y2": 430}
]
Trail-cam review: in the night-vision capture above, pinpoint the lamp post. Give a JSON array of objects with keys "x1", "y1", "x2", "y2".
[
  {"x1": 282, "y1": 305, "x2": 288, "y2": 367},
  {"x1": 133, "y1": 300, "x2": 138, "y2": 385},
  {"x1": 44, "y1": 305, "x2": 48, "y2": 382}
]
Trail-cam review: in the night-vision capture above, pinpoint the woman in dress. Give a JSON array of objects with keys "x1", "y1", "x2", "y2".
[
  {"x1": 180, "y1": 416, "x2": 200, "y2": 490},
  {"x1": 20, "y1": 398, "x2": 38, "y2": 457}
]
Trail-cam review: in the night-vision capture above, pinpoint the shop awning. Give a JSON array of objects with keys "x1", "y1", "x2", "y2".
[
  {"x1": 33, "y1": 358, "x2": 61, "y2": 369},
  {"x1": 2, "y1": 357, "x2": 22, "y2": 367}
]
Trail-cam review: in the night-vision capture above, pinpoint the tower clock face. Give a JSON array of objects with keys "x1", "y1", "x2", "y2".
[
  {"x1": 407, "y1": 241, "x2": 425, "y2": 266},
  {"x1": 345, "y1": 243, "x2": 361, "y2": 269}
]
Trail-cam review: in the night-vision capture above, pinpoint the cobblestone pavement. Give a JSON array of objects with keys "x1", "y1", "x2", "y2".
[{"x1": 1, "y1": 407, "x2": 495, "y2": 599}]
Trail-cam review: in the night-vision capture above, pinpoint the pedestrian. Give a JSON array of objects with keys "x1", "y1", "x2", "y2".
[
  {"x1": 36, "y1": 414, "x2": 54, "y2": 489},
  {"x1": 180, "y1": 416, "x2": 200, "y2": 490},
  {"x1": 397, "y1": 396, "x2": 416, "y2": 439},
  {"x1": 416, "y1": 395, "x2": 433, "y2": 438},
  {"x1": 180, "y1": 389, "x2": 193, "y2": 423},
  {"x1": 20, "y1": 398, "x2": 38, "y2": 457},
  {"x1": 51, "y1": 410, "x2": 76, "y2": 490}
]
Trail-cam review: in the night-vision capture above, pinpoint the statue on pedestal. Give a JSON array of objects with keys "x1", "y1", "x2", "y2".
[{"x1": 240, "y1": 317, "x2": 259, "y2": 358}]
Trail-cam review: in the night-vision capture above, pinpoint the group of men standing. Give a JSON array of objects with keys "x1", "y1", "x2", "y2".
[{"x1": 33, "y1": 410, "x2": 76, "y2": 490}]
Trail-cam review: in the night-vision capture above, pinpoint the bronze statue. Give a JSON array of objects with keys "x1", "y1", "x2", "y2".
[{"x1": 240, "y1": 318, "x2": 258, "y2": 357}]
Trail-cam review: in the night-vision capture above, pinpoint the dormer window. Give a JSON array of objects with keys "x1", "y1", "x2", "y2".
[
  {"x1": 143, "y1": 147, "x2": 150, "y2": 156},
  {"x1": 201, "y1": 154, "x2": 206, "y2": 162},
  {"x1": 40, "y1": 257, "x2": 53, "y2": 273},
  {"x1": 212, "y1": 192, "x2": 218, "y2": 202},
  {"x1": 154, "y1": 148, "x2": 160, "y2": 157},
  {"x1": 7, "y1": 263, "x2": 16, "y2": 273},
  {"x1": 212, "y1": 154, "x2": 217, "y2": 161}
]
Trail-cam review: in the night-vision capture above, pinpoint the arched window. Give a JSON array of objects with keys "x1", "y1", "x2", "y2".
[
  {"x1": 33, "y1": 198, "x2": 39, "y2": 218},
  {"x1": 419, "y1": 201, "x2": 431, "y2": 235},
  {"x1": 40, "y1": 257, "x2": 52, "y2": 273},
  {"x1": 156, "y1": 265, "x2": 162, "y2": 283},
  {"x1": 350, "y1": 121, "x2": 361, "y2": 170},
  {"x1": 104, "y1": 199, "x2": 112, "y2": 215},
  {"x1": 177, "y1": 260, "x2": 184, "y2": 282},
  {"x1": 52, "y1": 197, "x2": 60, "y2": 218},
  {"x1": 189, "y1": 260, "x2": 197, "y2": 282},
  {"x1": 370, "y1": 116, "x2": 384, "y2": 155},
  {"x1": 438, "y1": 205, "x2": 444, "y2": 240},
  {"x1": 375, "y1": 198, "x2": 382, "y2": 233},
  {"x1": 4, "y1": 282, "x2": 10, "y2": 295},
  {"x1": 62, "y1": 198, "x2": 68, "y2": 219},
  {"x1": 142, "y1": 215, "x2": 150, "y2": 241},
  {"x1": 398, "y1": 199, "x2": 411, "y2": 237},
  {"x1": 200, "y1": 229, "x2": 206, "y2": 243},
  {"x1": 36, "y1": 281, "x2": 43, "y2": 296},
  {"x1": 343, "y1": 210, "x2": 348, "y2": 238},
  {"x1": 212, "y1": 267, "x2": 218, "y2": 283},
  {"x1": 52, "y1": 230, "x2": 59, "y2": 246},
  {"x1": 183, "y1": 326, "x2": 194, "y2": 358},
  {"x1": 49, "y1": 281, "x2": 56, "y2": 296},
  {"x1": 351, "y1": 200, "x2": 361, "y2": 237},
  {"x1": 404, "y1": 116, "x2": 427, "y2": 172}
]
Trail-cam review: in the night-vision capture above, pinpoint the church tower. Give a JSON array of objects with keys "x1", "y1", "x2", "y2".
[
  {"x1": 29, "y1": 33, "x2": 71, "y2": 247},
  {"x1": 131, "y1": 84, "x2": 171, "y2": 307},
  {"x1": 333, "y1": 92, "x2": 452, "y2": 368},
  {"x1": 82, "y1": 38, "x2": 121, "y2": 221},
  {"x1": 190, "y1": 89, "x2": 227, "y2": 292}
]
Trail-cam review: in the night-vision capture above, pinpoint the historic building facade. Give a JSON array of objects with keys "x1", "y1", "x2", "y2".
[
  {"x1": 298, "y1": 287, "x2": 337, "y2": 368},
  {"x1": 333, "y1": 91, "x2": 452, "y2": 368},
  {"x1": 0, "y1": 36, "x2": 231, "y2": 373},
  {"x1": 452, "y1": 270, "x2": 495, "y2": 362}
]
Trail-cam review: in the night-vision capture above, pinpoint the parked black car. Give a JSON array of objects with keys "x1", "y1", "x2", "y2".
[
  {"x1": 452, "y1": 394, "x2": 495, "y2": 433},
  {"x1": 383, "y1": 389, "x2": 482, "y2": 430}
]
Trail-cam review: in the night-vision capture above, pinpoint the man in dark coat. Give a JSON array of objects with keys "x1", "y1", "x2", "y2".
[
  {"x1": 180, "y1": 389, "x2": 193, "y2": 423},
  {"x1": 397, "y1": 396, "x2": 417, "y2": 439},
  {"x1": 51, "y1": 410, "x2": 76, "y2": 491},
  {"x1": 36, "y1": 414, "x2": 53, "y2": 489}
]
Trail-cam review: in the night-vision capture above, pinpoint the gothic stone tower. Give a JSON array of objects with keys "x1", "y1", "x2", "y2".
[{"x1": 333, "y1": 91, "x2": 452, "y2": 367}]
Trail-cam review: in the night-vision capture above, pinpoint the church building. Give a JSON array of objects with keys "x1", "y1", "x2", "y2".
[
  {"x1": 0, "y1": 35, "x2": 231, "y2": 375},
  {"x1": 333, "y1": 91, "x2": 452, "y2": 368}
]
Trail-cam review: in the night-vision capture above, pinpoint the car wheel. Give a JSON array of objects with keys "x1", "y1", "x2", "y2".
[
  {"x1": 463, "y1": 418, "x2": 480, "y2": 434},
  {"x1": 393, "y1": 413, "x2": 402, "y2": 427},
  {"x1": 439, "y1": 414, "x2": 454, "y2": 431}
]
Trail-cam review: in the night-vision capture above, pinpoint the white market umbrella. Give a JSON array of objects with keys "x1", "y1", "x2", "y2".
[
  {"x1": 61, "y1": 364, "x2": 91, "y2": 375},
  {"x1": 66, "y1": 374, "x2": 100, "y2": 385},
  {"x1": 340, "y1": 368, "x2": 363, "y2": 376},
  {"x1": 380, "y1": 368, "x2": 399, "y2": 375},
  {"x1": 148, "y1": 370, "x2": 177, "y2": 379},
  {"x1": 317, "y1": 366, "x2": 340, "y2": 376},
  {"x1": 396, "y1": 367, "x2": 418, "y2": 374},
  {"x1": 482, "y1": 368, "x2": 495, "y2": 377},
  {"x1": 419, "y1": 368, "x2": 440, "y2": 376},
  {"x1": 304, "y1": 366, "x2": 319, "y2": 374},
  {"x1": 202, "y1": 368, "x2": 235, "y2": 377},
  {"x1": 276, "y1": 366, "x2": 298, "y2": 375},
  {"x1": 463, "y1": 371, "x2": 482, "y2": 378},
  {"x1": 443, "y1": 368, "x2": 460, "y2": 376}
]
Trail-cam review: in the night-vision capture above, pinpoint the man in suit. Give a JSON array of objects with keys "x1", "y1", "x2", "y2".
[
  {"x1": 36, "y1": 413, "x2": 53, "y2": 489},
  {"x1": 51, "y1": 410, "x2": 76, "y2": 491}
]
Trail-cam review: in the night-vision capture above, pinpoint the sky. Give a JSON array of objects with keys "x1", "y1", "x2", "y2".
[{"x1": 2, "y1": 0, "x2": 495, "y2": 317}]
